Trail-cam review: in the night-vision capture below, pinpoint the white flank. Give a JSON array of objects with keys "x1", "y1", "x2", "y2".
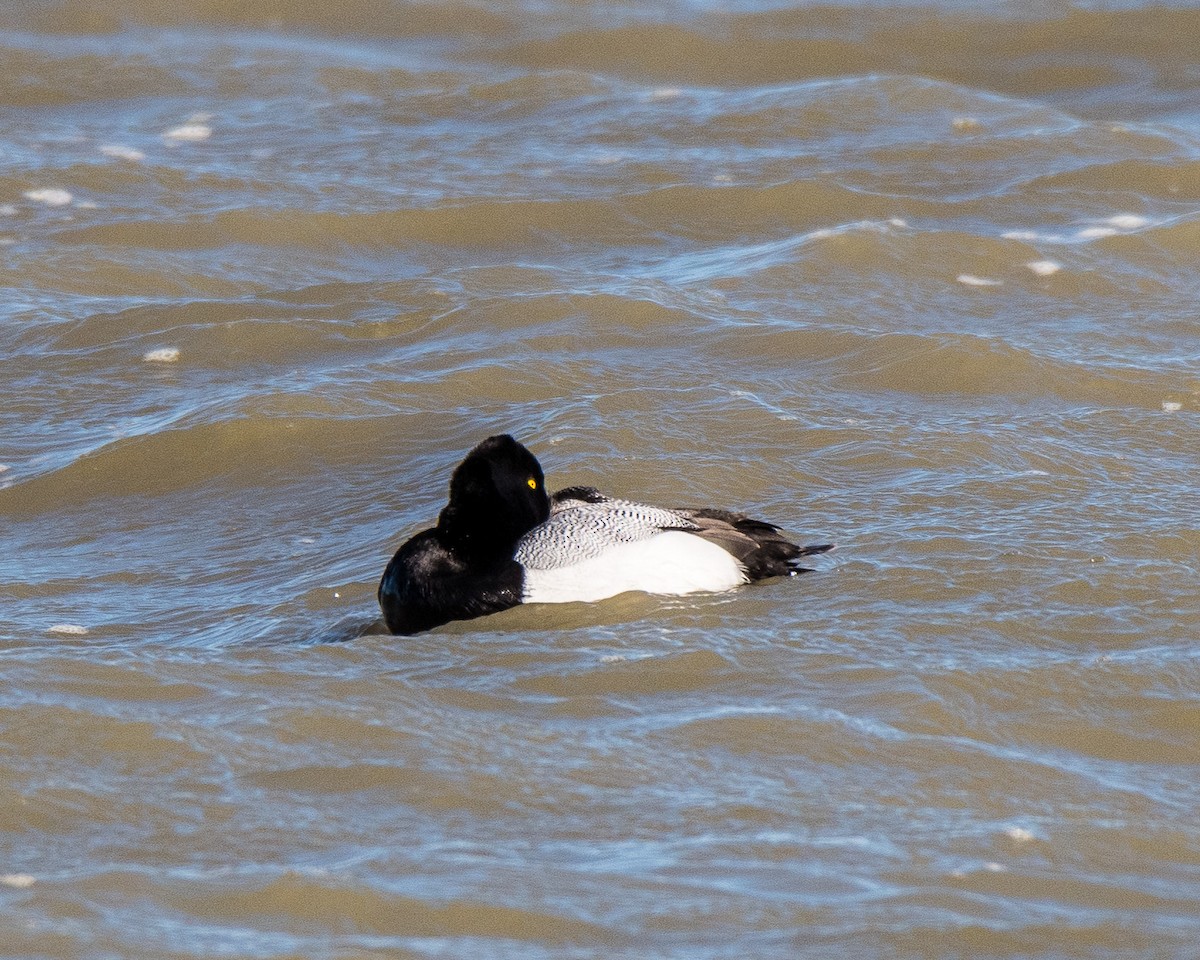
[{"x1": 522, "y1": 531, "x2": 745, "y2": 604}]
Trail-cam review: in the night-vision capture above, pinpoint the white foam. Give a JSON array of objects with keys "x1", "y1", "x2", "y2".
[
  {"x1": 1005, "y1": 214, "x2": 1154, "y2": 246},
  {"x1": 143, "y1": 347, "x2": 181, "y2": 363},
  {"x1": 730, "y1": 388, "x2": 799, "y2": 420},
  {"x1": 888, "y1": 218, "x2": 909, "y2": 228},
  {"x1": 47, "y1": 624, "x2": 88, "y2": 636},
  {"x1": 951, "y1": 116, "x2": 983, "y2": 132},
  {"x1": 1107, "y1": 214, "x2": 1149, "y2": 229},
  {"x1": 1026, "y1": 260, "x2": 1061, "y2": 276},
  {"x1": 0, "y1": 204, "x2": 16, "y2": 216},
  {"x1": 956, "y1": 274, "x2": 1003, "y2": 287},
  {"x1": 1162, "y1": 400, "x2": 1183, "y2": 412},
  {"x1": 163, "y1": 123, "x2": 212, "y2": 143},
  {"x1": 1005, "y1": 826, "x2": 1036, "y2": 843},
  {"x1": 0, "y1": 874, "x2": 35, "y2": 889},
  {"x1": 649, "y1": 87, "x2": 682, "y2": 101},
  {"x1": 100, "y1": 144, "x2": 146, "y2": 162},
  {"x1": 24, "y1": 188, "x2": 73, "y2": 207}
]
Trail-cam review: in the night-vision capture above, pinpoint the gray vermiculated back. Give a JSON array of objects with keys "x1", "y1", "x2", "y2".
[{"x1": 514, "y1": 494, "x2": 697, "y2": 569}]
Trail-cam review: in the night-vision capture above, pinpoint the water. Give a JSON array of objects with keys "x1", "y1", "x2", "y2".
[{"x1": 2, "y1": 1, "x2": 1199, "y2": 957}]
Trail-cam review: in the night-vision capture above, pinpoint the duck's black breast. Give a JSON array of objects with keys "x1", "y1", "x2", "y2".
[{"x1": 378, "y1": 528, "x2": 524, "y2": 635}]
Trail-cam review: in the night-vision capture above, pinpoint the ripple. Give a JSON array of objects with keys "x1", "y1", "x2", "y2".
[{"x1": 4, "y1": 4, "x2": 1200, "y2": 957}]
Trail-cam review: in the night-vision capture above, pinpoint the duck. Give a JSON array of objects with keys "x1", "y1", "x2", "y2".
[{"x1": 378, "y1": 434, "x2": 833, "y2": 635}]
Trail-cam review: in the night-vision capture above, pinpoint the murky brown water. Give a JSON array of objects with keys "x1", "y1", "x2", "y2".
[{"x1": 2, "y1": 1, "x2": 1199, "y2": 957}]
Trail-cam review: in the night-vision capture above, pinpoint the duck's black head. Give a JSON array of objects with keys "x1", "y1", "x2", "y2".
[{"x1": 436, "y1": 434, "x2": 550, "y2": 558}]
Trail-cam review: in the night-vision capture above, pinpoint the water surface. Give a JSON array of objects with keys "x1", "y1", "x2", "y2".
[{"x1": 2, "y1": 1, "x2": 1199, "y2": 957}]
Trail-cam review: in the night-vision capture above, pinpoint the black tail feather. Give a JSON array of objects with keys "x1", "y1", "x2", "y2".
[{"x1": 677, "y1": 507, "x2": 835, "y2": 580}]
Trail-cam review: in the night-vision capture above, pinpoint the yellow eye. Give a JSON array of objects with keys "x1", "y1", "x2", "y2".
[{"x1": 527, "y1": 477, "x2": 537, "y2": 490}]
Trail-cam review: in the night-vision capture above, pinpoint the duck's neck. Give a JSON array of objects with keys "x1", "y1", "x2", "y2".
[{"x1": 437, "y1": 502, "x2": 526, "y2": 563}]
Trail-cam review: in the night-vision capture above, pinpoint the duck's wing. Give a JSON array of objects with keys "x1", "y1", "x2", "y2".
[
  {"x1": 676, "y1": 507, "x2": 835, "y2": 578},
  {"x1": 514, "y1": 488, "x2": 697, "y2": 570}
]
